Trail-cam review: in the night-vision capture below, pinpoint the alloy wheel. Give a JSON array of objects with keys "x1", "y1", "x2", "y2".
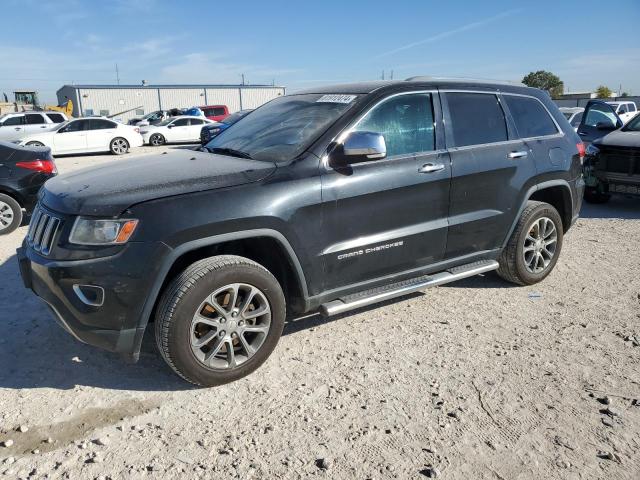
[
  {"x1": 523, "y1": 216, "x2": 557, "y2": 274},
  {"x1": 190, "y1": 283, "x2": 271, "y2": 370},
  {"x1": 111, "y1": 138, "x2": 128, "y2": 154},
  {"x1": 0, "y1": 201, "x2": 14, "y2": 230},
  {"x1": 150, "y1": 134, "x2": 164, "y2": 146}
]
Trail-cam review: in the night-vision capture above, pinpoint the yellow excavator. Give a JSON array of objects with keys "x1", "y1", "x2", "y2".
[{"x1": 42, "y1": 99, "x2": 74, "y2": 117}]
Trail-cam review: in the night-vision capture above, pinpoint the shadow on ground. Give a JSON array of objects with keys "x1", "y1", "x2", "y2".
[{"x1": 580, "y1": 195, "x2": 640, "y2": 220}]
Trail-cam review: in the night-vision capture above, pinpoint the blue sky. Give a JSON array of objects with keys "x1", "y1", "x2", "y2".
[{"x1": 1, "y1": 0, "x2": 639, "y2": 102}]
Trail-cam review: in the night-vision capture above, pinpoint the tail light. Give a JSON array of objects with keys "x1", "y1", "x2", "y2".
[
  {"x1": 576, "y1": 142, "x2": 586, "y2": 164},
  {"x1": 15, "y1": 159, "x2": 57, "y2": 175}
]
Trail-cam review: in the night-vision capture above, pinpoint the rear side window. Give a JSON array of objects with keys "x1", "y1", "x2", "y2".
[
  {"x1": 570, "y1": 112, "x2": 583, "y2": 127},
  {"x1": 25, "y1": 114, "x2": 46, "y2": 124},
  {"x1": 190, "y1": 119, "x2": 204, "y2": 125},
  {"x1": 446, "y1": 93, "x2": 507, "y2": 147},
  {"x1": 88, "y1": 119, "x2": 116, "y2": 130},
  {"x1": 354, "y1": 93, "x2": 435, "y2": 157},
  {"x1": 2, "y1": 116, "x2": 24, "y2": 126},
  {"x1": 46, "y1": 113, "x2": 65, "y2": 123},
  {"x1": 504, "y1": 95, "x2": 558, "y2": 138}
]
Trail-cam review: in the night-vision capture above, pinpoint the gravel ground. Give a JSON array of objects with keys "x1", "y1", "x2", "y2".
[{"x1": 0, "y1": 150, "x2": 639, "y2": 479}]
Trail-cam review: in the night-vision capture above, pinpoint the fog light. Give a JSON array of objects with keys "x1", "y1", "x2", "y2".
[{"x1": 73, "y1": 284, "x2": 105, "y2": 307}]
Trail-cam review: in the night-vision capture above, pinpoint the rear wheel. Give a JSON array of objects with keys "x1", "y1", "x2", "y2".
[
  {"x1": 155, "y1": 255, "x2": 286, "y2": 387},
  {"x1": 497, "y1": 201, "x2": 563, "y2": 285},
  {"x1": 110, "y1": 137, "x2": 129, "y2": 155},
  {"x1": 149, "y1": 133, "x2": 165, "y2": 146},
  {"x1": 0, "y1": 194, "x2": 22, "y2": 235}
]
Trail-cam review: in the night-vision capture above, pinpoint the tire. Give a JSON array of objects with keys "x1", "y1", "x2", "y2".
[
  {"x1": 0, "y1": 193, "x2": 23, "y2": 235},
  {"x1": 110, "y1": 137, "x2": 129, "y2": 155},
  {"x1": 25, "y1": 141, "x2": 44, "y2": 147},
  {"x1": 497, "y1": 201, "x2": 564, "y2": 286},
  {"x1": 155, "y1": 255, "x2": 286, "y2": 387},
  {"x1": 584, "y1": 187, "x2": 611, "y2": 204},
  {"x1": 149, "y1": 133, "x2": 165, "y2": 146}
]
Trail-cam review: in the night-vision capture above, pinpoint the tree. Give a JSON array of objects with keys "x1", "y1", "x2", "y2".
[
  {"x1": 620, "y1": 92, "x2": 629, "y2": 98},
  {"x1": 522, "y1": 70, "x2": 564, "y2": 98},
  {"x1": 595, "y1": 85, "x2": 613, "y2": 98}
]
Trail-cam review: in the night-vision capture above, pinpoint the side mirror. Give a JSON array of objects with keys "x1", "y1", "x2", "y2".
[
  {"x1": 167, "y1": 124, "x2": 174, "y2": 129},
  {"x1": 596, "y1": 121, "x2": 616, "y2": 131},
  {"x1": 329, "y1": 131, "x2": 386, "y2": 167}
]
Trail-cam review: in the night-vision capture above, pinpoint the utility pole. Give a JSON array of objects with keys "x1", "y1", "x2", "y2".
[
  {"x1": 390, "y1": 70, "x2": 394, "y2": 80},
  {"x1": 115, "y1": 64, "x2": 120, "y2": 85},
  {"x1": 241, "y1": 73, "x2": 245, "y2": 85},
  {"x1": 381, "y1": 70, "x2": 385, "y2": 80}
]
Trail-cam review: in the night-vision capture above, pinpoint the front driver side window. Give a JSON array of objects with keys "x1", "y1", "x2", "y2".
[
  {"x1": 584, "y1": 104, "x2": 618, "y2": 128},
  {"x1": 60, "y1": 121, "x2": 85, "y2": 133},
  {"x1": 353, "y1": 93, "x2": 435, "y2": 157},
  {"x1": 173, "y1": 118, "x2": 189, "y2": 127}
]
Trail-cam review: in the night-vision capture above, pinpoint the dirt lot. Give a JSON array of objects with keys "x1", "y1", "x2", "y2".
[{"x1": 1, "y1": 149, "x2": 639, "y2": 479}]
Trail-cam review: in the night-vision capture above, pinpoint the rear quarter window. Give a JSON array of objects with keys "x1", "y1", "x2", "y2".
[
  {"x1": 446, "y1": 92, "x2": 507, "y2": 147},
  {"x1": 503, "y1": 95, "x2": 558, "y2": 138},
  {"x1": 46, "y1": 113, "x2": 65, "y2": 123}
]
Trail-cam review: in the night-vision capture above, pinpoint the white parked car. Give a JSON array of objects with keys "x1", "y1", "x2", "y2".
[
  {"x1": 606, "y1": 101, "x2": 637, "y2": 124},
  {"x1": 140, "y1": 116, "x2": 215, "y2": 146},
  {"x1": 18, "y1": 117, "x2": 143, "y2": 155},
  {"x1": 0, "y1": 111, "x2": 68, "y2": 142},
  {"x1": 559, "y1": 107, "x2": 584, "y2": 131}
]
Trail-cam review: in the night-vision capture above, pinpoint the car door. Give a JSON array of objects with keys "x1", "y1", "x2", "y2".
[
  {"x1": 167, "y1": 118, "x2": 190, "y2": 141},
  {"x1": 23, "y1": 113, "x2": 50, "y2": 136},
  {"x1": 577, "y1": 100, "x2": 622, "y2": 144},
  {"x1": 320, "y1": 91, "x2": 451, "y2": 290},
  {"x1": 53, "y1": 120, "x2": 88, "y2": 153},
  {"x1": 86, "y1": 119, "x2": 117, "y2": 151},
  {"x1": 188, "y1": 118, "x2": 206, "y2": 141},
  {"x1": 441, "y1": 90, "x2": 537, "y2": 259},
  {"x1": 0, "y1": 115, "x2": 26, "y2": 141}
]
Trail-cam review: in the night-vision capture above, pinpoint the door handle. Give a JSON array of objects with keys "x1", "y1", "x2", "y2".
[
  {"x1": 578, "y1": 131, "x2": 587, "y2": 136},
  {"x1": 14, "y1": 127, "x2": 21, "y2": 131},
  {"x1": 419, "y1": 163, "x2": 445, "y2": 173},
  {"x1": 508, "y1": 150, "x2": 528, "y2": 159},
  {"x1": 40, "y1": 125, "x2": 47, "y2": 128}
]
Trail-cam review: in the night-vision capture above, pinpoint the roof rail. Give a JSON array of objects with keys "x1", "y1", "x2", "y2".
[{"x1": 405, "y1": 75, "x2": 525, "y2": 87}]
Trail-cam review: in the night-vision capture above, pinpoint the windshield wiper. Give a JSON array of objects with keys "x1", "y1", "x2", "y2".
[{"x1": 207, "y1": 147, "x2": 253, "y2": 159}]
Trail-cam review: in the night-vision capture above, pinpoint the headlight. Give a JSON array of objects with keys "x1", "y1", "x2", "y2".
[
  {"x1": 586, "y1": 144, "x2": 599, "y2": 156},
  {"x1": 69, "y1": 218, "x2": 139, "y2": 245}
]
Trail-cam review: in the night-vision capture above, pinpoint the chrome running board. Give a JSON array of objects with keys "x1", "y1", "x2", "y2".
[{"x1": 320, "y1": 260, "x2": 499, "y2": 316}]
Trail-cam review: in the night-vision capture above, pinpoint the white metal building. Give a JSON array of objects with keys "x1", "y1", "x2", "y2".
[{"x1": 56, "y1": 84, "x2": 286, "y2": 121}]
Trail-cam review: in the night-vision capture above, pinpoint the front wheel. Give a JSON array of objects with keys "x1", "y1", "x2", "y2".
[
  {"x1": 497, "y1": 201, "x2": 564, "y2": 286},
  {"x1": 149, "y1": 133, "x2": 165, "y2": 146},
  {"x1": 0, "y1": 193, "x2": 23, "y2": 235},
  {"x1": 155, "y1": 255, "x2": 286, "y2": 387},
  {"x1": 25, "y1": 141, "x2": 45, "y2": 147},
  {"x1": 584, "y1": 187, "x2": 611, "y2": 204},
  {"x1": 110, "y1": 137, "x2": 129, "y2": 155}
]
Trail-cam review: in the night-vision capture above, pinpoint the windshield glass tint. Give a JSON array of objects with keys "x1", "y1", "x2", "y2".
[
  {"x1": 623, "y1": 115, "x2": 640, "y2": 131},
  {"x1": 221, "y1": 111, "x2": 247, "y2": 125},
  {"x1": 205, "y1": 94, "x2": 358, "y2": 162}
]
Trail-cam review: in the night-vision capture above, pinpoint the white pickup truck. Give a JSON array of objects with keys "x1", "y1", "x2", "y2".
[{"x1": 606, "y1": 101, "x2": 637, "y2": 123}]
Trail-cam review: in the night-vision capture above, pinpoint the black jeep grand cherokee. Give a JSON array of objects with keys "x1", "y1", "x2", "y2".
[{"x1": 18, "y1": 78, "x2": 585, "y2": 386}]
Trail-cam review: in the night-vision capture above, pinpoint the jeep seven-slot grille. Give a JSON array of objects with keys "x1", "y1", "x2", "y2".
[{"x1": 27, "y1": 206, "x2": 61, "y2": 256}]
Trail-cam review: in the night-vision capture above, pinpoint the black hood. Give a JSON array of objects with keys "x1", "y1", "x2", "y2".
[
  {"x1": 595, "y1": 130, "x2": 640, "y2": 148},
  {"x1": 41, "y1": 149, "x2": 276, "y2": 216}
]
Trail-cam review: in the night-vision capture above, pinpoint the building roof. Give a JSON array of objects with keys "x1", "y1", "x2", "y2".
[{"x1": 59, "y1": 84, "x2": 284, "y2": 90}]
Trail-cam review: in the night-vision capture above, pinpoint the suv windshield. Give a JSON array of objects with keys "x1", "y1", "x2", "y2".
[
  {"x1": 204, "y1": 94, "x2": 358, "y2": 162},
  {"x1": 622, "y1": 114, "x2": 640, "y2": 132}
]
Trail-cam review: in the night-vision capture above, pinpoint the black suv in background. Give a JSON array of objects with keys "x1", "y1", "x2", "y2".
[
  {"x1": 18, "y1": 78, "x2": 584, "y2": 386},
  {"x1": 0, "y1": 141, "x2": 57, "y2": 235},
  {"x1": 577, "y1": 100, "x2": 640, "y2": 203}
]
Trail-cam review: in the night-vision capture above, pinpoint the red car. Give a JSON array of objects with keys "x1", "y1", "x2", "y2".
[{"x1": 199, "y1": 105, "x2": 229, "y2": 122}]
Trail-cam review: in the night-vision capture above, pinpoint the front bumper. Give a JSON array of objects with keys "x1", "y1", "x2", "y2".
[{"x1": 17, "y1": 240, "x2": 171, "y2": 359}]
